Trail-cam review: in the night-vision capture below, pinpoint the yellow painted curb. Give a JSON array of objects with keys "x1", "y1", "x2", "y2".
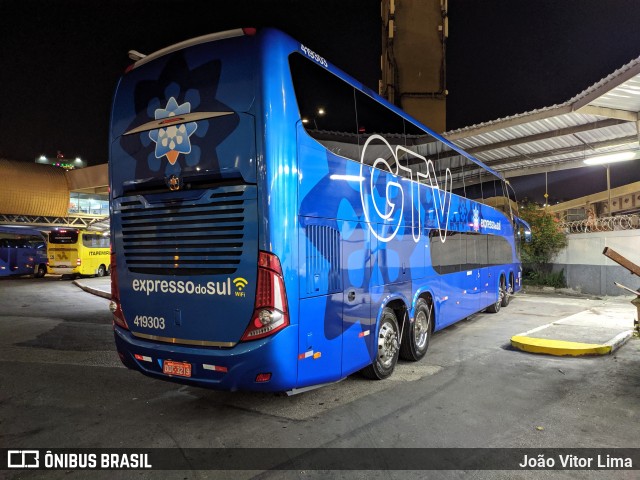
[{"x1": 510, "y1": 336, "x2": 612, "y2": 356}]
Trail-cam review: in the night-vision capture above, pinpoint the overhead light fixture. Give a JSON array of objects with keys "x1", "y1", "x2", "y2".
[{"x1": 584, "y1": 151, "x2": 636, "y2": 165}]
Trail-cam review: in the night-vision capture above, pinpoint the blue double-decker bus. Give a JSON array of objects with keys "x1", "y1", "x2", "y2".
[
  {"x1": 0, "y1": 225, "x2": 48, "y2": 278},
  {"x1": 109, "y1": 28, "x2": 531, "y2": 392}
]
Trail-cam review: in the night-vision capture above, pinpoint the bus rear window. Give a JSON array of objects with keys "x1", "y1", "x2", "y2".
[{"x1": 49, "y1": 231, "x2": 79, "y2": 244}]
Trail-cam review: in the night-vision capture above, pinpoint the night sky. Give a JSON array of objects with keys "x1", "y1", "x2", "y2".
[{"x1": 3, "y1": 0, "x2": 640, "y2": 201}]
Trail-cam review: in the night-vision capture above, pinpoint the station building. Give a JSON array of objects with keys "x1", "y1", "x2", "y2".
[{"x1": 0, "y1": 159, "x2": 109, "y2": 232}]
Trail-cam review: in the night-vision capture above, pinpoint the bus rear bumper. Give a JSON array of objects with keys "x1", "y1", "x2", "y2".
[
  {"x1": 113, "y1": 325, "x2": 299, "y2": 392},
  {"x1": 49, "y1": 267, "x2": 80, "y2": 275}
]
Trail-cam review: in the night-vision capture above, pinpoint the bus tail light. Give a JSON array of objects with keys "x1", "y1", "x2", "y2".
[
  {"x1": 109, "y1": 252, "x2": 129, "y2": 330},
  {"x1": 241, "y1": 251, "x2": 289, "y2": 341},
  {"x1": 76, "y1": 258, "x2": 81, "y2": 266}
]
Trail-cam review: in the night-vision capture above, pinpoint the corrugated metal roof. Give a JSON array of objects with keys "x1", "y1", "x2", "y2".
[{"x1": 443, "y1": 55, "x2": 640, "y2": 181}]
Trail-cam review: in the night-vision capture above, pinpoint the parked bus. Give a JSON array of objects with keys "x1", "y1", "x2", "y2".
[
  {"x1": 109, "y1": 28, "x2": 531, "y2": 393},
  {"x1": 0, "y1": 226, "x2": 48, "y2": 277},
  {"x1": 47, "y1": 229, "x2": 111, "y2": 277}
]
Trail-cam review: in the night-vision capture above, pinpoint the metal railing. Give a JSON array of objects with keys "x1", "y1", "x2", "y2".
[
  {"x1": 560, "y1": 214, "x2": 640, "y2": 233},
  {"x1": 0, "y1": 213, "x2": 109, "y2": 230}
]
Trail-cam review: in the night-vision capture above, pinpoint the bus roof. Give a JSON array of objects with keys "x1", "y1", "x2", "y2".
[
  {"x1": 121, "y1": 27, "x2": 503, "y2": 181},
  {"x1": 129, "y1": 28, "x2": 255, "y2": 70},
  {"x1": 0, "y1": 225, "x2": 46, "y2": 237}
]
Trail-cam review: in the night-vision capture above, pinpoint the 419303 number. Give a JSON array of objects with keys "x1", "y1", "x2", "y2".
[{"x1": 133, "y1": 315, "x2": 165, "y2": 330}]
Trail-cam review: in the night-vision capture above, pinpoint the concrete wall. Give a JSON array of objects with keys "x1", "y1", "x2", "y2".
[{"x1": 552, "y1": 230, "x2": 640, "y2": 296}]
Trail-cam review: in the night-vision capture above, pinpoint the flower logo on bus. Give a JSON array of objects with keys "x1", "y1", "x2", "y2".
[
  {"x1": 149, "y1": 97, "x2": 198, "y2": 165},
  {"x1": 472, "y1": 206, "x2": 480, "y2": 232}
]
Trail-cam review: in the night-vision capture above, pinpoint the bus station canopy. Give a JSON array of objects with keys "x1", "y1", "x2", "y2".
[{"x1": 443, "y1": 55, "x2": 640, "y2": 181}]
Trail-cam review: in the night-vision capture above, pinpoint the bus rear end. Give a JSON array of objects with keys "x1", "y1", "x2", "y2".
[
  {"x1": 109, "y1": 29, "x2": 296, "y2": 391},
  {"x1": 47, "y1": 229, "x2": 82, "y2": 276}
]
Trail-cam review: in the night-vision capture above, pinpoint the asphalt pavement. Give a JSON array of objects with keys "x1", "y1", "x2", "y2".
[
  {"x1": 73, "y1": 276, "x2": 638, "y2": 357},
  {"x1": 4, "y1": 275, "x2": 639, "y2": 477}
]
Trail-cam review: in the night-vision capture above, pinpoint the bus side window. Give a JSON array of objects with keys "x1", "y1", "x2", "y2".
[
  {"x1": 353, "y1": 89, "x2": 406, "y2": 175},
  {"x1": 288, "y1": 53, "x2": 360, "y2": 162},
  {"x1": 83, "y1": 234, "x2": 100, "y2": 248}
]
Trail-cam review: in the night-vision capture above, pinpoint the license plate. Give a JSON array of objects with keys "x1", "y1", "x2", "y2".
[{"x1": 163, "y1": 360, "x2": 192, "y2": 378}]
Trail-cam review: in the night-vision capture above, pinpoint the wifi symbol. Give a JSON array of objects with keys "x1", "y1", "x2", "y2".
[{"x1": 233, "y1": 277, "x2": 248, "y2": 291}]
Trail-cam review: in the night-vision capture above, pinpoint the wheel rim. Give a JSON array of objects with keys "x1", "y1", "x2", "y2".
[
  {"x1": 377, "y1": 320, "x2": 399, "y2": 369},
  {"x1": 414, "y1": 309, "x2": 429, "y2": 350}
]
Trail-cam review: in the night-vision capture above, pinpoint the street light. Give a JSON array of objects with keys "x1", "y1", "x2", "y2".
[
  {"x1": 34, "y1": 154, "x2": 87, "y2": 170},
  {"x1": 583, "y1": 151, "x2": 636, "y2": 165}
]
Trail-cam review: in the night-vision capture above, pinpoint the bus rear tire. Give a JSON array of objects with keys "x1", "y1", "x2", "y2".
[
  {"x1": 486, "y1": 278, "x2": 505, "y2": 314},
  {"x1": 501, "y1": 285, "x2": 511, "y2": 307},
  {"x1": 34, "y1": 264, "x2": 47, "y2": 278},
  {"x1": 400, "y1": 298, "x2": 431, "y2": 361},
  {"x1": 97, "y1": 265, "x2": 106, "y2": 277},
  {"x1": 502, "y1": 274, "x2": 514, "y2": 307},
  {"x1": 361, "y1": 308, "x2": 400, "y2": 380}
]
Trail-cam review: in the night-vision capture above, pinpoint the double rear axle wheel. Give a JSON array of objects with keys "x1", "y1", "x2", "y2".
[
  {"x1": 363, "y1": 277, "x2": 512, "y2": 380},
  {"x1": 361, "y1": 299, "x2": 432, "y2": 380}
]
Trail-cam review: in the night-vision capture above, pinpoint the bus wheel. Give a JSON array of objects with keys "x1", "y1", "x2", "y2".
[
  {"x1": 486, "y1": 279, "x2": 505, "y2": 314},
  {"x1": 361, "y1": 307, "x2": 400, "y2": 380},
  {"x1": 97, "y1": 265, "x2": 106, "y2": 277},
  {"x1": 35, "y1": 264, "x2": 47, "y2": 278},
  {"x1": 501, "y1": 282, "x2": 512, "y2": 307},
  {"x1": 400, "y1": 298, "x2": 431, "y2": 361}
]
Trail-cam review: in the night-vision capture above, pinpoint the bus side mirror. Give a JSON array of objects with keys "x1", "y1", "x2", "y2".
[{"x1": 514, "y1": 217, "x2": 532, "y2": 244}]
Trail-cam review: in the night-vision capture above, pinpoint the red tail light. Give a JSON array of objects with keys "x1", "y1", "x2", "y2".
[
  {"x1": 76, "y1": 258, "x2": 81, "y2": 266},
  {"x1": 109, "y1": 252, "x2": 128, "y2": 330},
  {"x1": 241, "y1": 251, "x2": 289, "y2": 341}
]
